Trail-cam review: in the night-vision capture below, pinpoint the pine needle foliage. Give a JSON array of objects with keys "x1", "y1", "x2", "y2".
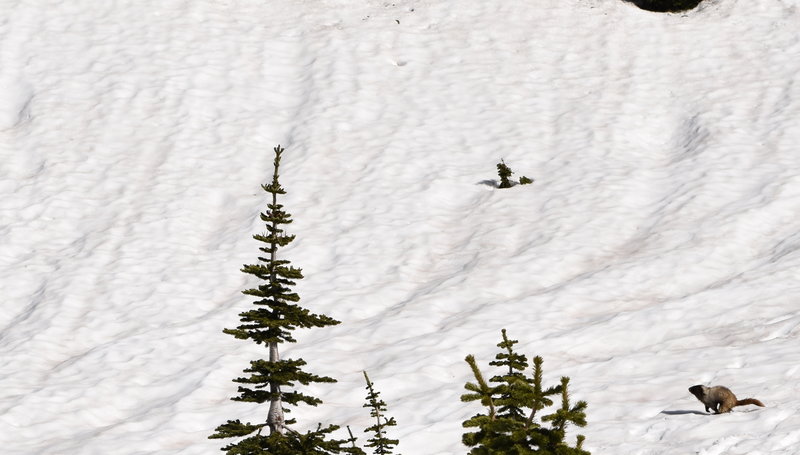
[
  {"x1": 210, "y1": 423, "x2": 361, "y2": 455},
  {"x1": 362, "y1": 371, "x2": 400, "y2": 455},
  {"x1": 211, "y1": 145, "x2": 351, "y2": 455},
  {"x1": 461, "y1": 330, "x2": 590, "y2": 455},
  {"x1": 497, "y1": 160, "x2": 514, "y2": 189}
]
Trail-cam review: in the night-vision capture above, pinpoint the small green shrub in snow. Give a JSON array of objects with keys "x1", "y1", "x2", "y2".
[
  {"x1": 496, "y1": 160, "x2": 533, "y2": 188},
  {"x1": 519, "y1": 175, "x2": 534, "y2": 185}
]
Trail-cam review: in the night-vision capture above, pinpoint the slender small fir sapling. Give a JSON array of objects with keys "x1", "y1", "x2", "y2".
[{"x1": 362, "y1": 371, "x2": 400, "y2": 455}]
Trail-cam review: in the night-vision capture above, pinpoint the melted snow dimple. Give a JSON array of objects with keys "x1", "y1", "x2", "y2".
[{"x1": 0, "y1": 76, "x2": 32, "y2": 131}]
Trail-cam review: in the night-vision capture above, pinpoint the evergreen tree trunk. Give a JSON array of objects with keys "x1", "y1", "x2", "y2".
[
  {"x1": 266, "y1": 167, "x2": 285, "y2": 435},
  {"x1": 268, "y1": 341, "x2": 284, "y2": 434}
]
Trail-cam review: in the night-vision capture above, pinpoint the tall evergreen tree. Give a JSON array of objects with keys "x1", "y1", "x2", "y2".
[
  {"x1": 211, "y1": 145, "x2": 352, "y2": 455},
  {"x1": 461, "y1": 330, "x2": 590, "y2": 455}
]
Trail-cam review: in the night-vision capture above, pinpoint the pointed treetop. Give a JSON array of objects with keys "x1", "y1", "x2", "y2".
[
  {"x1": 264, "y1": 145, "x2": 287, "y2": 195},
  {"x1": 489, "y1": 328, "x2": 529, "y2": 375}
]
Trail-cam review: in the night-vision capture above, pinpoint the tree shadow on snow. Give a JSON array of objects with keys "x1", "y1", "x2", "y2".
[
  {"x1": 477, "y1": 179, "x2": 500, "y2": 188},
  {"x1": 661, "y1": 409, "x2": 708, "y2": 416}
]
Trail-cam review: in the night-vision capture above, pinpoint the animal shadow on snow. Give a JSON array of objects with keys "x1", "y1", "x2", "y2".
[{"x1": 661, "y1": 410, "x2": 708, "y2": 416}]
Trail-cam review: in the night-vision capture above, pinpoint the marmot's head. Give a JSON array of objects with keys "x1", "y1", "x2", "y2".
[{"x1": 688, "y1": 385, "x2": 707, "y2": 400}]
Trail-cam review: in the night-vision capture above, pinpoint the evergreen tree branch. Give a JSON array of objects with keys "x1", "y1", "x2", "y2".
[{"x1": 462, "y1": 355, "x2": 496, "y2": 420}]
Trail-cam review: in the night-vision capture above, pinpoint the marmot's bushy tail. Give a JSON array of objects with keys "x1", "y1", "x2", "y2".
[{"x1": 736, "y1": 398, "x2": 765, "y2": 408}]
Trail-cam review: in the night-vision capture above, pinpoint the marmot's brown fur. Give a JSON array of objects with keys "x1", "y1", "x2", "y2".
[{"x1": 689, "y1": 385, "x2": 765, "y2": 414}]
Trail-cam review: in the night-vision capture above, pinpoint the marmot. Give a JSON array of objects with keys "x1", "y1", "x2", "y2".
[{"x1": 688, "y1": 385, "x2": 765, "y2": 414}]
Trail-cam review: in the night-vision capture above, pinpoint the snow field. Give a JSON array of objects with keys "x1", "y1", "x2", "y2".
[{"x1": 2, "y1": 0, "x2": 800, "y2": 454}]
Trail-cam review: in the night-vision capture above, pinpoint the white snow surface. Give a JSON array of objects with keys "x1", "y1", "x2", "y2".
[{"x1": 2, "y1": 0, "x2": 800, "y2": 453}]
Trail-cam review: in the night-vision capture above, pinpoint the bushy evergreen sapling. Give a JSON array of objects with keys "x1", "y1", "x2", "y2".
[
  {"x1": 497, "y1": 160, "x2": 514, "y2": 189},
  {"x1": 210, "y1": 145, "x2": 355, "y2": 455},
  {"x1": 461, "y1": 329, "x2": 590, "y2": 454}
]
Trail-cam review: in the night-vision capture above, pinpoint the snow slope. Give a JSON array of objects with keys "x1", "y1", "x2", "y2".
[{"x1": 2, "y1": 0, "x2": 800, "y2": 453}]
